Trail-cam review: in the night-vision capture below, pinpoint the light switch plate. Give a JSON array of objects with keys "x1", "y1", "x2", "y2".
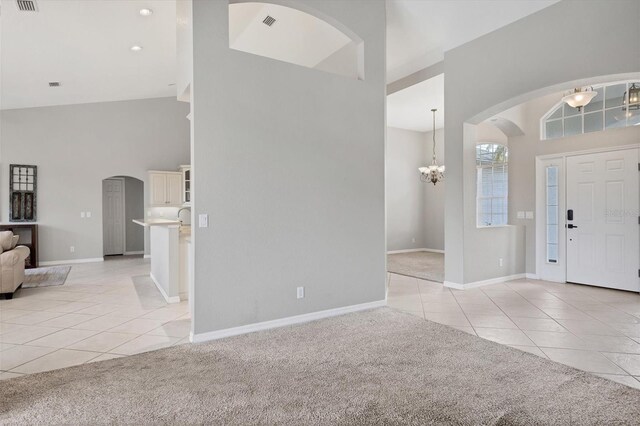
[
  {"x1": 198, "y1": 214, "x2": 209, "y2": 228},
  {"x1": 517, "y1": 211, "x2": 525, "y2": 219},
  {"x1": 525, "y1": 211, "x2": 534, "y2": 219},
  {"x1": 86, "y1": 211, "x2": 92, "y2": 218},
  {"x1": 80, "y1": 212, "x2": 85, "y2": 218}
]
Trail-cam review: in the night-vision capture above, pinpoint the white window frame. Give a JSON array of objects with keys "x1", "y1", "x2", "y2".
[{"x1": 476, "y1": 143, "x2": 509, "y2": 228}]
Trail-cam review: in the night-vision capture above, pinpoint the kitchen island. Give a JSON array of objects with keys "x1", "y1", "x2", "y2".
[{"x1": 133, "y1": 219, "x2": 191, "y2": 303}]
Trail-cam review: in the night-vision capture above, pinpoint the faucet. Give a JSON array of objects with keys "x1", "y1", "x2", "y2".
[{"x1": 177, "y1": 207, "x2": 191, "y2": 225}]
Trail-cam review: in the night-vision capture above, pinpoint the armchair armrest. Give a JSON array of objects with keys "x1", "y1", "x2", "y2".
[{"x1": 1, "y1": 246, "x2": 30, "y2": 267}]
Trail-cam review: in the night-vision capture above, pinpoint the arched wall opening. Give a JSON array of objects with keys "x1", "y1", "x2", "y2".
[
  {"x1": 102, "y1": 176, "x2": 144, "y2": 257},
  {"x1": 452, "y1": 72, "x2": 640, "y2": 287},
  {"x1": 228, "y1": 0, "x2": 364, "y2": 80}
]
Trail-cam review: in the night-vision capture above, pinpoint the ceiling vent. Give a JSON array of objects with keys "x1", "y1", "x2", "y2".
[
  {"x1": 48, "y1": 82, "x2": 61, "y2": 87},
  {"x1": 262, "y1": 15, "x2": 276, "y2": 27},
  {"x1": 16, "y1": 0, "x2": 38, "y2": 12}
]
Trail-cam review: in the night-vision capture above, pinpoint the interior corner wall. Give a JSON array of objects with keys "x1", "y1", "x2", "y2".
[
  {"x1": 191, "y1": 0, "x2": 386, "y2": 334},
  {"x1": 0, "y1": 97, "x2": 190, "y2": 262},
  {"x1": 444, "y1": 0, "x2": 640, "y2": 285},
  {"x1": 123, "y1": 177, "x2": 144, "y2": 253},
  {"x1": 386, "y1": 127, "x2": 427, "y2": 252},
  {"x1": 423, "y1": 128, "x2": 445, "y2": 251}
]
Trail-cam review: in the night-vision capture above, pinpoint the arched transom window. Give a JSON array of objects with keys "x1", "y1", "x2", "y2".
[{"x1": 542, "y1": 81, "x2": 640, "y2": 140}]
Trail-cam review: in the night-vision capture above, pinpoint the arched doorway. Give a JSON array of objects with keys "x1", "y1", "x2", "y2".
[{"x1": 102, "y1": 176, "x2": 144, "y2": 257}]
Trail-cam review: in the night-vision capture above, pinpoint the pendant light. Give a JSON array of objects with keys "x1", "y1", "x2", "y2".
[
  {"x1": 623, "y1": 83, "x2": 640, "y2": 111},
  {"x1": 561, "y1": 87, "x2": 597, "y2": 111},
  {"x1": 419, "y1": 108, "x2": 445, "y2": 185}
]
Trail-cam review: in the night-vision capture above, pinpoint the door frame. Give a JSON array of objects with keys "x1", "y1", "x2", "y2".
[
  {"x1": 102, "y1": 177, "x2": 127, "y2": 256},
  {"x1": 535, "y1": 143, "x2": 640, "y2": 283}
]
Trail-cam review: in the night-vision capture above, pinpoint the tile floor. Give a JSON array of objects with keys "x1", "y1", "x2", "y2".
[
  {"x1": 387, "y1": 272, "x2": 640, "y2": 390},
  {"x1": 0, "y1": 257, "x2": 189, "y2": 379}
]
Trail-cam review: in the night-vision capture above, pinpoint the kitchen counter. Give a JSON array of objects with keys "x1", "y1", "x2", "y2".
[
  {"x1": 133, "y1": 219, "x2": 190, "y2": 303},
  {"x1": 132, "y1": 219, "x2": 181, "y2": 227}
]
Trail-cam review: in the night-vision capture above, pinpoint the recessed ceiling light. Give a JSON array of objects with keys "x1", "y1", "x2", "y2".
[
  {"x1": 139, "y1": 8, "x2": 153, "y2": 16},
  {"x1": 130, "y1": 45, "x2": 143, "y2": 52}
]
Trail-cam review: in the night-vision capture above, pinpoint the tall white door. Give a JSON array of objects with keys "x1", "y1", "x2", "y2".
[
  {"x1": 103, "y1": 178, "x2": 126, "y2": 256},
  {"x1": 566, "y1": 149, "x2": 639, "y2": 292}
]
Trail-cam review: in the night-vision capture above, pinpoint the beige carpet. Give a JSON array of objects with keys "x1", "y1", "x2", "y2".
[
  {"x1": 2, "y1": 308, "x2": 640, "y2": 425},
  {"x1": 22, "y1": 266, "x2": 71, "y2": 288},
  {"x1": 387, "y1": 251, "x2": 444, "y2": 282}
]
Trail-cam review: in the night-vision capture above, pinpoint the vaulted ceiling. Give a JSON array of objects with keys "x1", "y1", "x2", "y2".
[{"x1": 0, "y1": 0, "x2": 558, "y2": 110}]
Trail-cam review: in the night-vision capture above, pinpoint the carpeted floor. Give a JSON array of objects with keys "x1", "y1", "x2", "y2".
[
  {"x1": 22, "y1": 266, "x2": 71, "y2": 288},
  {"x1": 387, "y1": 251, "x2": 444, "y2": 282},
  {"x1": 1, "y1": 308, "x2": 640, "y2": 425}
]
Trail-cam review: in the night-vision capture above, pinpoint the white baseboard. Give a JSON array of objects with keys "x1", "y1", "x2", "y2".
[
  {"x1": 387, "y1": 248, "x2": 444, "y2": 254},
  {"x1": 525, "y1": 273, "x2": 539, "y2": 280},
  {"x1": 40, "y1": 258, "x2": 104, "y2": 266},
  {"x1": 149, "y1": 273, "x2": 181, "y2": 304},
  {"x1": 444, "y1": 273, "x2": 526, "y2": 290},
  {"x1": 124, "y1": 251, "x2": 144, "y2": 256},
  {"x1": 190, "y1": 299, "x2": 387, "y2": 343},
  {"x1": 144, "y1": 254, "x2": 151, "y2": 259}
]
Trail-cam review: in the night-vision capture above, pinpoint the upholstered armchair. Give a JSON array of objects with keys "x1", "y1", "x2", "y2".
[{"x1": 0, "y1": 235, "x2": 30, "y2": 299}]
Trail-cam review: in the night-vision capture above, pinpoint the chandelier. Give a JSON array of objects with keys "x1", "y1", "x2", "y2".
[
  {"x1": 561, "y1": 87, "x2": 597, "y2": 111},
  {"x1": 419, "y1": 108, "x2": 445, "y2": 185}
]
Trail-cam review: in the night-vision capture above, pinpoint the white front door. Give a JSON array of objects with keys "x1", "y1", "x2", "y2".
[
  {"x1": 103, "y1": 178, "x2": 126, "y2": 256},
  {"x1": 566, "y1": 148, "x2": 639, "y2": 292}
]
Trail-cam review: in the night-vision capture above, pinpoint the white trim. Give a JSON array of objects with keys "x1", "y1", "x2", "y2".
[
  {"x1": 444, "y1": 273, "x2": 526, "y2": 290},
  {"x1": 150, "y1": 272, "x2": 181, "y2": 304},
  {"x1": 124, "y1": 251, "x2": 144, "y2": 256},
  {"x1": 190, "y1": 300, "x2": 387, "y2": 343},
  {"x1": 536, "y1": 143, "x2": 640, "y2": 161},
  {"x1": 386, "y1": 248, "x2": 444, "y2": 254},
  {"x1": 40, "y1": 258, "x2": 104, "y2": 266},
  {"x1": 144, "y1": 254, "x2": 151, "y2": 259},
  {"x1": 526, "y1": 273, "x2": 539, "y2": 280}
]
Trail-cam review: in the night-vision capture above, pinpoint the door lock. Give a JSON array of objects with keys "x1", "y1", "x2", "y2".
[{"x1": 567, "y1": 224, "x2": 578, "y2": 229}]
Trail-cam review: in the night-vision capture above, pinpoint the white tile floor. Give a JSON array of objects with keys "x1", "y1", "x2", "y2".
[
  {"x1": 0, "y1": 257, "x2": 189, "y2": 379},
  {"x1": 387, "y1": 272, "x2": 640, "y2": 390}
]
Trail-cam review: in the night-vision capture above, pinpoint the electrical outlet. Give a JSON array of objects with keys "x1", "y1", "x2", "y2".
[
  {"x1": 412, "y1": 237, "x2": 416, "y2": 243},
  {"x1": 70, "y1": 246, "x2": 75, "y2": 253},
  {"x1": 499, "y1": 258, "x2": 503, "y2": 267},
  {"x1": 296, "y1": 286, "x2": 304, "y2": 299}
]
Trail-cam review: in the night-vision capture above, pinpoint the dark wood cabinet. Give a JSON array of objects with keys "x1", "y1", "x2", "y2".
[{"x1": 0, "y1": 223, "x2": 38, "y2": 268}]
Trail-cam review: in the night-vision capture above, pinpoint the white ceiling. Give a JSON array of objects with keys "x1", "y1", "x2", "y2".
[
  {"x1": 386, "y1": 0, "x2": 559, "y2": 83},
  {"x1": 1, "y1": 0, "x2": 560, "y2": 111},
  {"x1": 387, "y1": 74, "x2": 444, "y2": 132},
  {"x1": 1, "y1": 0, "x2": 177, "y2": 110}
]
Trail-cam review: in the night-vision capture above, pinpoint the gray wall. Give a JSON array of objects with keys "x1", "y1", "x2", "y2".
[
  {"x1": 386, "y1": 127, "x2": 427, "y2": 251},
  {"x1": 386, "y1": 127, "x2": 445, "y2": 252},
  {"x1": 0, "y1": 97, "x2": 190, "y2": 262},
  {"x1": 444, "y1": 0, "x2": 640, "y2": 284},
  {"x1": 507, "y1": 92, "x2": 640, "y2": 275},
  {"x1": 191, "y1": 0, "x2": 386, "y2": 334}
]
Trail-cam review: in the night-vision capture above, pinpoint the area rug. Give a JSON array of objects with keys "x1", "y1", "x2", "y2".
[
  {"x1": 22, "y1": 266, "x2": 71, "y2": 289},
  {"x1": 387, "y1": 251, "x2": 444, "y2": 282},
  {"x1": 2, "y1": 308, "x2": 640, "y2": 425}
]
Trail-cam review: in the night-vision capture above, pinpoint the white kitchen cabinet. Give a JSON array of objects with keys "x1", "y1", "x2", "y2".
[
  {"x1": 179, "y1": 165, "x2": 191, "y2": 206},
  {"x1": 149, "y1": 171, "x2": 183, "y2": 207}
]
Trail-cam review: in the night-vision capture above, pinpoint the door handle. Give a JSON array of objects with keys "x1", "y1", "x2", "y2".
[{"x1": 567, "y1": 224, "x2": 578, "y2": 229}]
